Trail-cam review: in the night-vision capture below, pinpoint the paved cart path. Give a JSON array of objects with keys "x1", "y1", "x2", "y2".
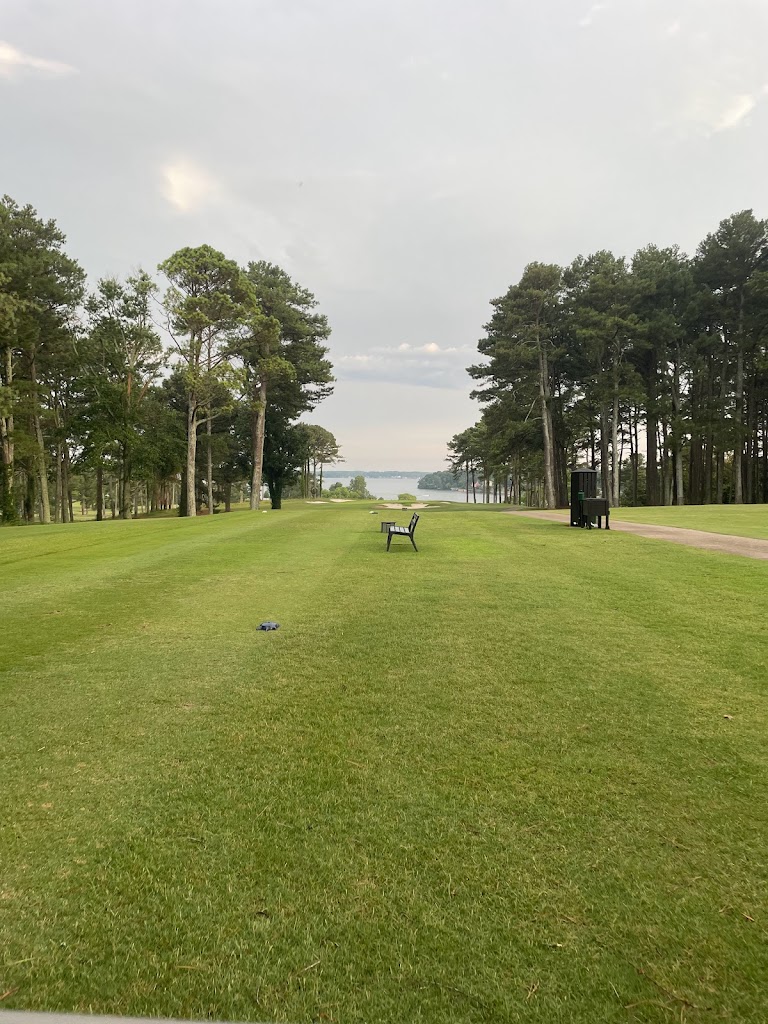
[{"x1": 506, "y1": 509, "x2": 768, "y2": 561}]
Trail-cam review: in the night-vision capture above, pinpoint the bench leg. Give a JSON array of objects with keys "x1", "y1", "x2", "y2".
[
  {"x1": 606, "y1": 511, "x2": 610, "y2": 530},
  {"x1": 386, "y1": 532, "x2": 392, "y2": 551},
  {"x1": 410, "y1": 535, "x2": 418, "y2": 551}
]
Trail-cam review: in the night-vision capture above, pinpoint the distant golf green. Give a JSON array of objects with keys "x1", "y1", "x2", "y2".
[
  {"x1": 2, "y1": 504, "x2": 767, "y2": 1023},
  {"x1": 611, "y1": 503, "x2": 768, "y2": 540}
]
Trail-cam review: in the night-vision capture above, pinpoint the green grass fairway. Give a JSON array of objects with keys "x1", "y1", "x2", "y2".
[
  {"x1": 2, "y1": 505, "x2": 767, "y2": 1023},
  {"x1": 611, "y1": 503, "x2": 768, "y2": 540}
]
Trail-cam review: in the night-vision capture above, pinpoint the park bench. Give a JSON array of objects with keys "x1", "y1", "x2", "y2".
[{"x1": 386, "y1": 512, "x2": 420, "y2": 551}]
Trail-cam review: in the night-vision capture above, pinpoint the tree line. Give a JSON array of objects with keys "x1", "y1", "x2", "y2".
[
  {"x1": 0, "y1": 196, "x2": 341, "y2": 525},
  {"x1": 449, "y1": 210, "x2": 768, "y2": 508},
  {"x1": 417, "y1": 470, "x2": 460, "y2": 491}
]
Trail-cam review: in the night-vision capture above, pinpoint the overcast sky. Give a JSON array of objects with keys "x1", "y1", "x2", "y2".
[{"x1": 2, "y1": 0, "x2": 767, "y2": 470}]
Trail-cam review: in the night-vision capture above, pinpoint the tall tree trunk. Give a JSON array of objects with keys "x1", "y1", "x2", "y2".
[
  {"x1": 733, "y1": 335, "x2": 744, "y2": 503},
  {"x1": 32, "y1": 412, "x2": 50, "y2": 523},
  {"x1": 267, "y1": 470, "x2": 283, "y2": 510},
  {"x1": 29, "y1": 355, "x2": 51, "y2": 524},
  {"x1": 96, "y1": 463, "x2": 104, "y2": 521},
  {"x1": 672, "y1": 349, "x2": 684, "y2": 505},
  {"x1": 688, "y1": 362, "x2": 702, "y2": 504},
  {"x1": 745, "y1": 368, "x2": 757, "y2": 503},
  {"x1": 25, "y1": 470, "x2": 35, "y2": 523},
  {"x1": 611, "y1": 370, "x2": 620, "y2": 506},
  {"x1": 64, "y1": 443, "x2": 73, "y2": 522},
  {"x1": 717, "y1": 345, "x2": 729, "y2": 504},
  {"x1": 0, "y1": 345, "x2": 16, "y2": 522},
  {"x1": 703, "y1": 435, "x2": 713, "y2": 505},
  {"x1": 55, "y1": 443, "x2": 63, "y2": 523},
  {"x1": 538, "y1": 341, "x2": 557, "y2": 509},
  {"x1": 599, "y1": 404, "x2": 610, "y2": 499},
  {"x1": 660, "y1": 422, "x2": 673, "y2": 505},
  {"x1": 186, "y1": 398, "x2": 197, "y2": 517},
  {"x1": 224, "y1": 481, "x2": 232, "y2": 513},
  {"x1": 703, "y1": 353, "x2": 715, "y2": 504},
  {"x1": 120, "y1": 443, "x2": 132, "y2": 520},
  {"x1": 206, "y1": 414, "x2": 214, "y2": 515},
  {"x1": 58, "y1": 448, "x2": 69, "y2": 523},
  {"x1": 630, "y1": 404, "x2": 639, "y2": 506},
  {"x1": 1, "y1": 458, "x2": 14, "y2": 521},
  {"x1": 179, "y1": 468, "x2": 188, "y2": 517},
  {"x1": 250, "y1": 377, "x2": 267, "y2": 511},
  {"x1": 645, "y1": 357, "x2": 660, "y2": 506},
  {"x1": 689, "y1": 436, "x2": 702, "y2": 505}
]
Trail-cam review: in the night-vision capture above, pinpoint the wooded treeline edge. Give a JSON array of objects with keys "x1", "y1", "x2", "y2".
[
  {"x1": 0, "y1": 196, "x2": 341, "y2": 524},
  {"x1": 449, "y1": 210, "x2": 768, "y2": 508}
]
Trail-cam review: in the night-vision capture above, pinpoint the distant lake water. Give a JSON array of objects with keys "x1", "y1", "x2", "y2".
[{"x1": 322, "y1": 475, "x2": 501, "y2": 504}]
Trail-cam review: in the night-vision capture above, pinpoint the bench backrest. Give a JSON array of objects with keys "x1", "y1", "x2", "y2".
[{"x1": 409, "y1": 512, "x2": 420, "y2": 533}]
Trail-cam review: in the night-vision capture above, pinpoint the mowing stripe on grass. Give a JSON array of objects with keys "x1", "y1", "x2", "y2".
[{"x1": 2, "y1": 503, "x2": 767, "y2": 1023}]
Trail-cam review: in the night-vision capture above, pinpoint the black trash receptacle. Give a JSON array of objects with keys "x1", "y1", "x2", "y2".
[{"x1": 570, "y1": 469, "x2": 597, "y2": 526}]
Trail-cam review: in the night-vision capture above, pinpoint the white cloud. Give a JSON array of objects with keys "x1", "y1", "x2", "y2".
[
  {"x1": 0, "y1": 40, "x2": 76, "y2": 77},
  {"x1": 712, "y1": 93, "x2": 758, "y2": 132},
  {"x1": 578, "y1": 3, "x2": 608, "y2": 28},
  {"x1": 665, "y1": 20, "x2": 682, "y2": 38},
  {"x1": 413, "y1": 342, "x2": 473, "y2": 355},
  {"x1": 375, "y1": 342, "x2": 473, "y2": 356},
  {"x1": 672, "y1": 82, "x2": 768, "y2": 138},
  {"x1": 161, "y1": 159, "x2": 220, "y2": 212}
]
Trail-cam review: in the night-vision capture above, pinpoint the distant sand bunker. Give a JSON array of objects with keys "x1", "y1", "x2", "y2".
[{"x1": 379, "y1": 502, "x2": 433, "y2": 510}]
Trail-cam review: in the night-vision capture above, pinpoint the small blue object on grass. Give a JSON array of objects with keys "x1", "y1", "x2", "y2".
[{"x1": 258, "y1": 621, "x2": 280, "y2": 631}]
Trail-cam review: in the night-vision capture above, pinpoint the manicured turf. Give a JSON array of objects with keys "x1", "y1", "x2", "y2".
[
  {"x1": 2, "y1": 504, "x2": 767, "y2": 1023},
  {"x1": 611, "y1": 503, "x2": 768, "y2": 540}
]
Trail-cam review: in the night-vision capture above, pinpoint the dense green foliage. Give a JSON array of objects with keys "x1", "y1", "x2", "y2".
[
  {"x1": 2, "y1": 504, "x2": 767, "y2": 1022},
  {"x1": 322, "y1": 474, "x2": 375, "y2": 500},
  {"x1": 417, "y1": 470, "x2": 459, "y2": 490},
  {"x1": 0, "y1": 197, "x2": 336, "y2": 523},
  {"x1": 452, "y1": 211, "x2": 768, "y2": 509}
]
